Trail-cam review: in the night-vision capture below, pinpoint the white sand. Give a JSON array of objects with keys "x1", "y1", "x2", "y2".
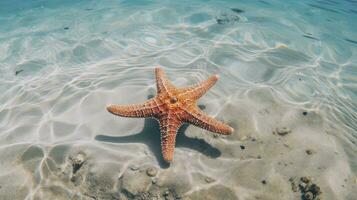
[
  {"x1": 0, "y1": 65, "x2": 356, "y2": 199},
  {"x1": 0, "y1": 1, "x2": 356, "y2": 199}
]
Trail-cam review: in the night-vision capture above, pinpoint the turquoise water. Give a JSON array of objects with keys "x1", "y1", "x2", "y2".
[
  {"x1": 1, "y1": 0, "x2": 356, "y2": 127},
  {"x1": 0, "y1": 0, "x2": 356, "y2": 199}
]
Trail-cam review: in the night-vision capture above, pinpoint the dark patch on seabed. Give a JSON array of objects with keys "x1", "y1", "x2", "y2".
[
  {"x1": 216, "y1": 14, "x2": 241, "y2": 24},
  {"x1": 344, "y1": 38, "x2": 357, "y2": 45},
  {"x1": 231, "y1": 8, "x2": 244, "y2": 13},
  {"x1": 345, "y1": 0, "x2": 357, "y2": 4},
  {"x1": 259, "y1": 0, "x2": 271, "y2": 5},
  {"x1": 308, "y1": 4, "x2": 340, "y2": 14},
  {"x1": 317, "y1": 0, "x2": 339, "y2": 6},
  {"x1": 216, "y1": 9, "x2": 244, "y2": 25},
  {"x1": 302, "y1": 34, "x2": 319, "y2": 41},
  {"x1": 15, "y1": 69, "x2": 24, "y2": 76}
]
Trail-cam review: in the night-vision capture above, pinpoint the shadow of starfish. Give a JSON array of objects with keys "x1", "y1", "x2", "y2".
[{"x1": 95, "y1": 96, "x2": 221, "y2": 168}]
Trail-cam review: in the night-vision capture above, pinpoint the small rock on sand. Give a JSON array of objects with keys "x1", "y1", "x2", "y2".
[
  {"x1": 301, "y1": 176, "x2": 311, "y2": 183},
  {"x1": 146, "y1": 167, "x2": 157, "y2": 177},
  {"x1": 306, "y1": 149, "x2": 315, "y2": 155},
  {"x1": 289, "y1": 177, "x2": 298, "y2": 192},
  {"x1": 70, "y1": 153, "x2": 86, "y2": 174},
  {"x1": 129, "y1": 164, "x2": 140, "y2": 171},
  {"x1": 275, "y1": 127, "x2": 292, "y2": 136},
  {"x1": 304, "y1": 191, "x2": 314, "y2": 200},
  {"x1": 296, "y1": 176, "x2": 322, "y2": 200},
  {"x1": 204, "y1": 177, "x2": 215, "y2": 183}
]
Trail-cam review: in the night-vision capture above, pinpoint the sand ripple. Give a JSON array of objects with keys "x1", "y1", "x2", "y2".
[{"x1": 0, "y1": 0, "x2": 356, "y2": 199}]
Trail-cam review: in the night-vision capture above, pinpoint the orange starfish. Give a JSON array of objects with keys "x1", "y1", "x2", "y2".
[{"x1": 107, "y1": 68, "x2": 233, "y2": 162}]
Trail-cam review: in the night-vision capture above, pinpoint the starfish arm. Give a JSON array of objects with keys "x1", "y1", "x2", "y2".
[
  {"x1": 179, "y1": 75, "x2": 219, "y2": 100},
  {"x1": 155, "y1": 67, "x2": 175, "y2": 94},
  {"x1": 107, "y1": 98, "x2": 159, "y2": 118},
  {"x1": 159, "y1": 115, "x2": 182, "y2": 162},
  {"x1": 184, "y1": 107, "x2": 233, "y2": 135}
]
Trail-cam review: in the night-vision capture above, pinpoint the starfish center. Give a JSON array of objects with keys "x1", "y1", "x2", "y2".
[{"x1": 170, "y1": 97, "x2": 178, "y2": 104}]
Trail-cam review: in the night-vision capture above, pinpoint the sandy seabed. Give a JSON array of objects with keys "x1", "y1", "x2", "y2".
[{"x1": 0, "y1": 0, "x2": 356, "y2": 200}]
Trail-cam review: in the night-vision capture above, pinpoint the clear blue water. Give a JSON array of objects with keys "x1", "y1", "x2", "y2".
[
  {"x1": 0, "y1": 0, "x2": 356, "y2": 199},
  {"x1": 1, "y1": 0, "x2": 356, "y2": 141}
]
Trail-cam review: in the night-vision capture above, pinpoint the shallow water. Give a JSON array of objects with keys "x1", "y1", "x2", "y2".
[{"x1": 0, "y1": 0, "x2": 356, "y2": 199}]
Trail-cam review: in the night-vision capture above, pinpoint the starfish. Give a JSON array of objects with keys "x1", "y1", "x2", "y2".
[{"x1": 107, "y1": 67, "x2": 234, "y2": 162}]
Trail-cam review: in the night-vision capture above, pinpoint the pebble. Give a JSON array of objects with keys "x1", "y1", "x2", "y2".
[
  {"x1": 301, "y1": 176, "x2": 311, "y2": 183},
  {"x1": 71, "y1": 153, "x2": 86, "y2": 174},
  {"x1": 205, "y1": 177, "x2": 215, "y2": 183},
  {"x1": 306, "y1": 149, "x2": 315, "y2": 155},
  {"x1": 304, "y1": 191, "x2": 314, "y2": 200},
  {"x1": 15, "y1": 69, "x2": 24, "y2": 75},
  {"x1": 216, "y1": 13, "x2": 241, "y2": 24},
  {"x1": 310, "y1": 184, "x2": 321, "y2": 195},
  {"x1": 146, "y1": 167, "x2": 157, "y2": 177},
  {"x1": 163, "y1": 190, "x2": 170, "y2": 196},
  {"x1": 276, "y1": 127, "x2": 292, "y2": 136},
  {"x1": 130, "y1": 165, "x2": 140, "y2": 171},
  {"x1": 289, "y1": 177, "x2": 298, "y2": 192},
  {"x1": 297, "y1": 176, "x2": 322, "y2": 200},
  {"x1": 73, "y1": 153, "x2": 85, "y2": 164}
]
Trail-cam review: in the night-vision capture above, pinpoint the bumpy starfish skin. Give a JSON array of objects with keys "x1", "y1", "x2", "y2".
[{"x1": 107, "y1": 68, "x2": 234, "y2": 162}]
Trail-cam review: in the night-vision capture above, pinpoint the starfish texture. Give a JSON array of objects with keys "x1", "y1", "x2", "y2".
[{"x1": 107, "y1": 67, "x2": 234, "y2": 162}]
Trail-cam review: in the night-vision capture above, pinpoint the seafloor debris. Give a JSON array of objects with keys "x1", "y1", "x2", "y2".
[
  {"x1": 231, "y1": 8, "x2": 245, "y2": 13},
  {"x1": 70, "y1": 152, "x2": 86, "y2": 174},
  {"x1": 146, "y1": 167, "x2": 158, "y2": 177},
  {"x1": 290, "y1": 176, "x2": 322, "y2": 200},
  {"x1": 67, "y1": 152, "x2": 87, "y2": 186},
  {"x1": 289, "y1": 177, "x2": 299, "y2": 192},
  {"x1": 273, "y1": 127, "x2": 292, "y2": 136},
  {"x1": 205, "y1": 176, "x2": 215, "y2": 183},
  {"x1": 306, "y1": 149, "x2": 316, "y2": 155},
  {"x1": 15, "y1": 69, "x2": 24, "y2": 76},
  {"x1": 130, "y1": 164, "x2": 140, "y2": 171},
  {"x1": 216, "y1": 8, "x2": 247, "y2": 25},
  {"x1": 303, "y1": 33, "x2": 319, "y2": 41},
  {"x1": 216, "y1": 13, "x2": 242, "y2": 24}
]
